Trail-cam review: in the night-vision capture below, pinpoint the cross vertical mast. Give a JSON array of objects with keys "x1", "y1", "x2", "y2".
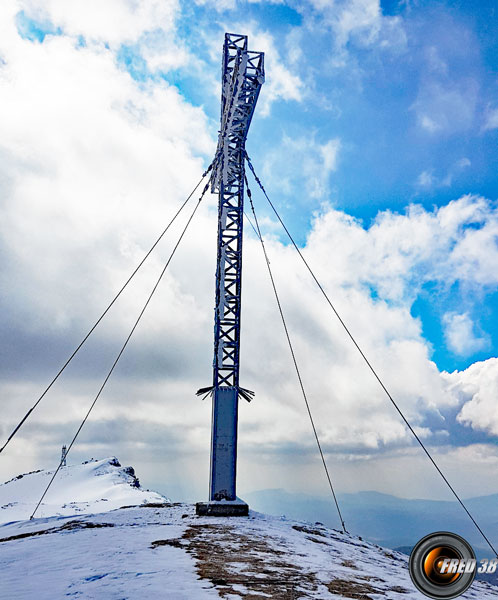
[{"x1": 197, "y1": 33, "x2": 264, "y2": 513}]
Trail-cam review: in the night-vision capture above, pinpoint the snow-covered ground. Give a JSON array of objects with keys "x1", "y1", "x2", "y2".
[
  {"x1": 1, "y1": 459, "x2": 497, "y2": 599},
  {"x1": 0, "y1": 457, "x2": 167, "y2": 523}
]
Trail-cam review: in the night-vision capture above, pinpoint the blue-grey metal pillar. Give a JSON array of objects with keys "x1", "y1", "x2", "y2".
[
  {"x1": 210, "y1": 387, "x2": 238, "y2": 500},
  {"x1": 196, "y1": 33, "x2": 264, "y2": 510}
]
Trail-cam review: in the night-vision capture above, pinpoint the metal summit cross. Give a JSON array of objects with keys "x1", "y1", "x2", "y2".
[{"x1": 196, "y1": 33, "x2": 264, "y2": 517}]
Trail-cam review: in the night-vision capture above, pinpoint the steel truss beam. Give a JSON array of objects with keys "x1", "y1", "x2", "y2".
[
  {"x1": 200, "y1": 33, "x2": 264, "y2": 502},
  {"x1": 211, "y1": 34, "x2": 264, "y2": 392}
]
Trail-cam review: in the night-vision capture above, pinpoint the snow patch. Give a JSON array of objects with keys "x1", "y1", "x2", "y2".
[{"x1": 0, "y1": 456, "x2": 168, "y2": 523}]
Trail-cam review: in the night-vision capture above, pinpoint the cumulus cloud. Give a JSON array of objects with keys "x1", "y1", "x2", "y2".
[
  {"x1": 417, "y1": 170, "x2": 435, "y2": 188},
  {"x1": 412, "y1": 79, "x2": 478, "y2": 134},
  {"x1": 442, "y1": 359, "x2": 498, "y2": 437},
  {"x1": 305, "y1": 195, "x2": 498, "y2": 304},
  {"x1": 262, "y1": 134, "x2": 340, "y2": 199},
  {"x1": 0, "y1": 0, "x2": 215, "y2": 400},
  {"x1": 18, "y1": 0, "x2": 179, "y2": 47},
  {"x1": 14, "y1": 0, "x2": 194, "y2": 87},
  {"x1": 443, "y1": 312, "x2": 489, "y2": 356},
  {"x1": 306, "y1": 0, "x2": 407, "y2": 58},
  {"x1": 233, "y1": 26, "x2": 304, "y2": 117}
]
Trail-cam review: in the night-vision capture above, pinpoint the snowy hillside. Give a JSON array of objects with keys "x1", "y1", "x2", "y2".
[
  {"x1": 0, "y1": 457, "x2": 167, "y2": 523},
  {"x1": 3, "y1": 504, "x2": 498, "y2": 599},
  {"x1": 1, "y1": 459, "x2": 497, "y2": 599}
]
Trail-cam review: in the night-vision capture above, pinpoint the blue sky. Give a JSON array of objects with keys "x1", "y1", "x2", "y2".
[
  {"x1": 2, "y1": 0, "x2": 498, "y2": 504},
  {"x1": 172, "y1": 0, "x2": 498, "y2": 374}
]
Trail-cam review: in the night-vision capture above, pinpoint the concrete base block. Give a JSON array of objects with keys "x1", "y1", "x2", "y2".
[{"x1": 195, "y1": 500, "x2": 249, "y2": 517}]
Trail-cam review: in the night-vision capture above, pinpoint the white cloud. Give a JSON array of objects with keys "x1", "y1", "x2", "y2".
[
  {"x1": 193, "y1": 0, "x2": 235, "y2": 10},
  {"x1": 412, "y1": 79, "x2": 478, "y2": 135},
  {"x1": 263, "y1": 134, "x2": 340, "y2": 199},
  {"x1": 425, "y1": 46, "x2": 448, "y2": 76},
  {"x1": 237, "y1": 26, "x2": 304, "y2": 116},
  {"x1": 285, "y1": 28, "x2": 303, "y2": 66},
  {"x1": 0, "y1": 1, "x2": 215, "y2": 362},
  {"x1": 456, "y1": 157, "x2": 471, "y2": 169},
  {"x1": 139, "y1": 29, "x2": 190, "y2": 73},
  {"x1": 409, "y1": 17, "x2": 480, "y2": 137},
  {"x1": 483, "y1": 106, "x2": 498, "y2": 131},
  {"x1": 443, "y1": 359, "x2": 498, "y2": 436},
  {"x1": 305, "y1": 195, "x2": 498, "y2": 305},
  {"x1": 417, "y1": 158, "x2": 471, "y2": 189},
  {"x1": 307, "y1": 0, "x2": 407, "y2": 57},
  {"x1": 309, "y1": 0, "x2": 381, "y2": 48},
  {"x1": 443, "y1": 312, "x2": 489, "y2": 356},
  {"x1": 19, "y1": 0, "x2": 179, "y2": 47},
  {"x1": 320, "y1": 138, "x2": 341, "y2": 172},
  {"x1": 15, "y1": 0, "x2": 193, "y2": 83},
  {"x1": 333, "y1": 0, "x2": 381, "y2": 48},
  {"x1": 420, "y1": 114, "x2": 440, "y2": 133},
  {"x1": 328, "y1": 443, "x2": 498, "y2": 499},
  {"x1": 417, "y1": 170, "x2": 435, "y2": 187}
]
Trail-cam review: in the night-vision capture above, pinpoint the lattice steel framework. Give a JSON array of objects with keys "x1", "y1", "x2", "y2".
[
  {"x1": 198, "y1": 33, "x2": 264, "y2": 502},
  {"x1": 211, "y1": 33, "x2": 264, "y2": 389}
]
